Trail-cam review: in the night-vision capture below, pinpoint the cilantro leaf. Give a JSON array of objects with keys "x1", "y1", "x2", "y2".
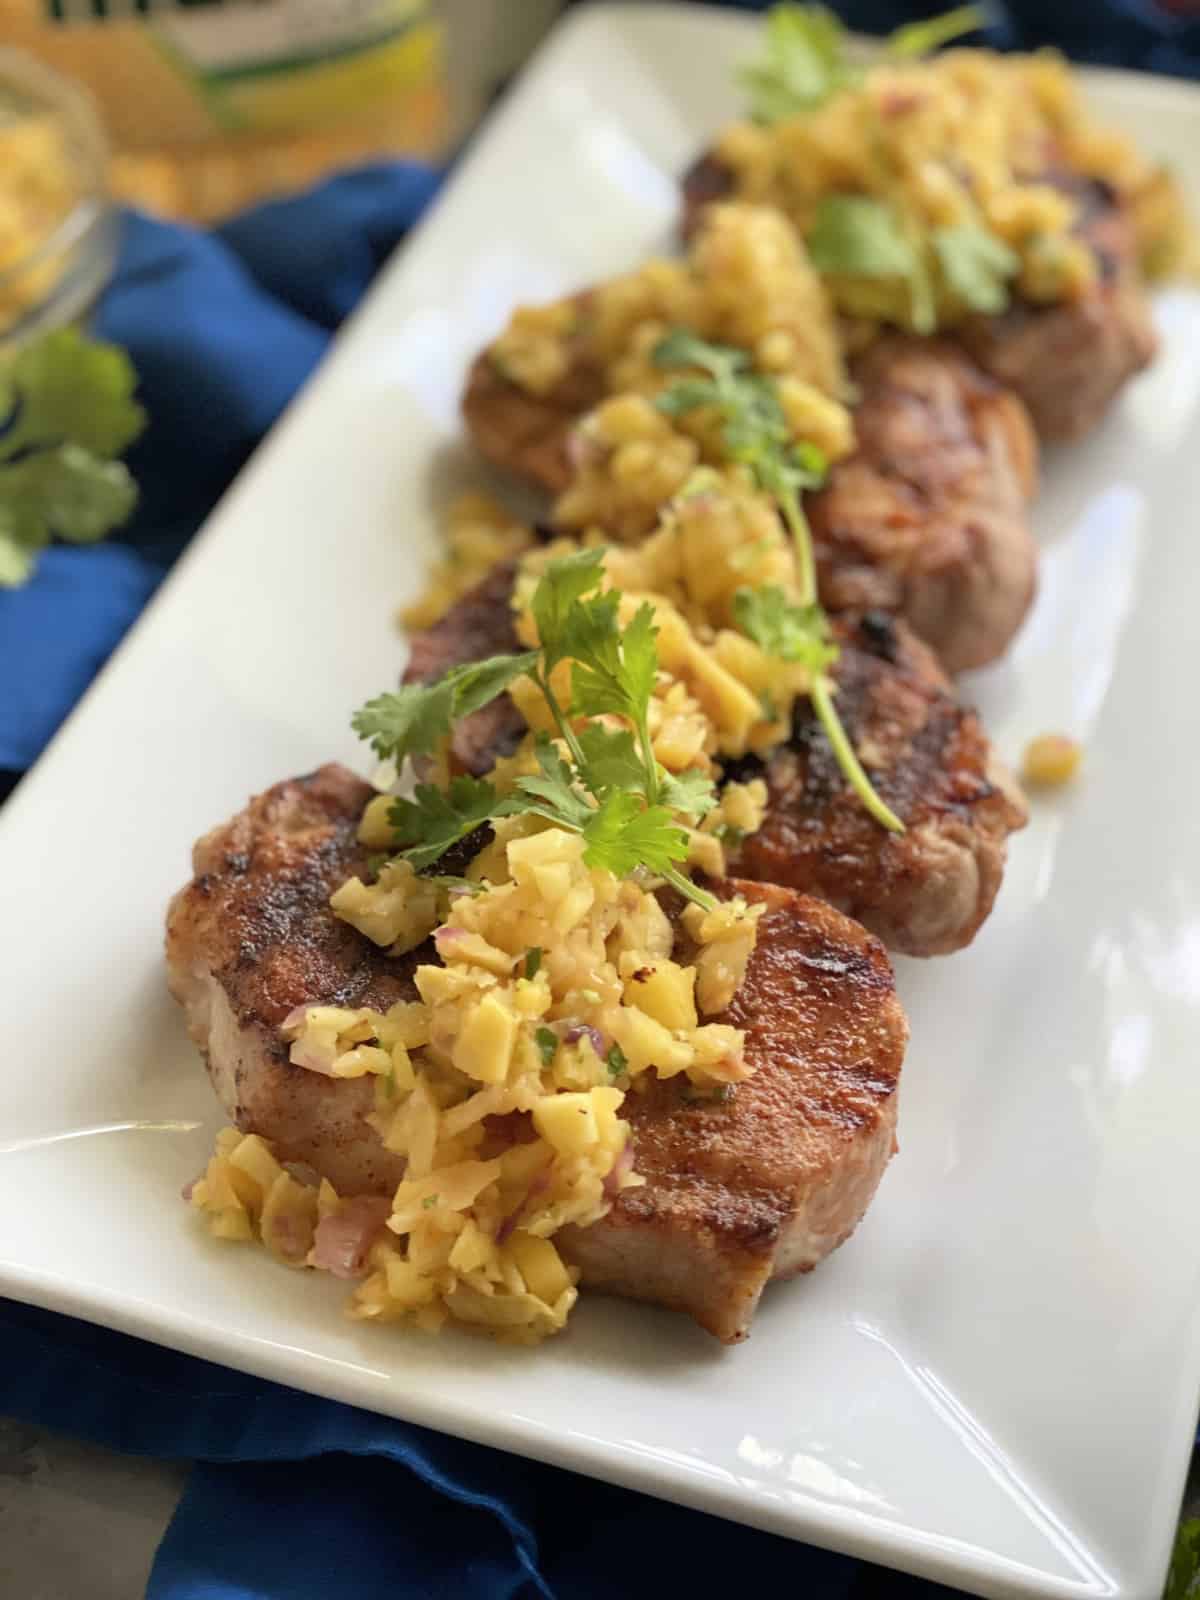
[
  {"x1": 652, "y1": 332, "x2": 826, "y2": 503},
  {"x1": 1165, "y1": 1517, "x2": 1200, "y2": 1600},
  {"x1": 353, "y1": 680, "x2": 456, "y2": 764},
  {"x1": 2, "y1": 327, "x2": 145, "y2": 457},
  {"x1": 513, "y1": 734, "x2": 596, "y2": 832},
  {"x1": 389, "y1": 777, "x2": 500, "y2": 871},
  {"x1": 651, "y1": 328, "x2": 748, "y2": 385},
  {"x1": 581, "y1": 790, "x2": 689, "y2": 879},
  {"x1": 932, "y1": 223, "x2": 1018, "y2": 315},
  {"x1": 352, "y1": 652, "x2": 536, "y2": 766},
  {"x1": 733, "y1": 585, "x2": 839, "y2": 675},
  {"x1": 739, "y1": 4, "x2": 854, "y2": 125},
  {"x1": 450, "y1": 651, "x2": 540, "y2": 718},
  {"x1": 606, "y1": 1043, "x2": 629, "y2": 1080},
  {"x1": 806, "y1": 196, "x2": 935, "y2": 333},
  {"x1": 806, "y1": 195, "x2": 918, "y2": 280},
  {"x1": 620, "y1": 601, "x2": 660, "y2": 714},
  {"x1": 886, "y1": 5, "x2": 987, "y2": 59},
  {"x1": 0, "y1": 446, "x2": 137, "y2": 547},
  {"x1": 530, "y1": 545, "x2": 608, "y2": 671},
  {"x1": 535, "y1": 1027, "x2": 559, "y2": 1067},
  {"x1": 570, "y1": 599, "x2": 657, "y2": 723},
  {"x1": 0, "y1": 523, "x2": 35, "y2": 587},
  {"x1": 575, "y1": 723, "x2": 647, "y2": 794},
  {"x1": 0, "y1": 328, "x2": 145, "y2": 588},
  {"x1": 658, "y1": 767, "x2": 718, "y2": 821}
]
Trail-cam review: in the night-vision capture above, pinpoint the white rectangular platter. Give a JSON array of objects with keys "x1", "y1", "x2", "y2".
[{"x1": 2, "y1": 7, "x2": 1200, "y2": 1596}]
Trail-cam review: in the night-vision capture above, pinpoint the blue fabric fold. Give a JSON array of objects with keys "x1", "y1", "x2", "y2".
[
  {"x1": 0, "y1": 1299, "x2": 864, "y2": 1599},
  {"x1": 0, "y1": 163, "x2": 437, "y2": 773}
]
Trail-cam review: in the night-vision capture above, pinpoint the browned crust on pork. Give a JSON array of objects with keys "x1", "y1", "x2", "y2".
[
  {"x1": 462, "y1": 320, "x2": 603, "y2": 495},
  {"x1": 808, "y1": 336, "x2": 1038, "y2": 672},
  {"x1": 403, "y1": 559, "x2": 527, "y2": 775},
  {"x1": 956, "y1": 182, "x2": 1158, "y2": 440},
  {"x1": 166, "y1": 769, "x2": 905, "y2": 1341},
  {"x1": 561, "y1": 878, "x2": 905, "y2": 1341},
  {"x1": 166, "y1": 765, "x2": 418, "y2": 1195},
  {"x1": 730, "y1": 612, "x2": 1027, "y2": 956}
]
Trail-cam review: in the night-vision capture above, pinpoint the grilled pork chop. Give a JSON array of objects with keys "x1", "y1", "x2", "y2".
[
  {"x1": 166, "y1": 765, "x2": 906, "y2": 1342},
  {"x1": 682, "y1": 156, "x2": 1157, "y2": 442},
  {"x1": 955, "y1": 177, "x2": 1158, "y2": 442},
  {"x1": 405, "y1": 571, "x2": 1027, "y2": 956},
  {"x1": 809, "y1": 336, "x2": 1037, "y2": 673},
  {"x1": 728, "y1": 612, "x2": 1028, "y2": 957},
  {"x1": 462, "y1": 320, "x2": 1038, "y2": 672}
]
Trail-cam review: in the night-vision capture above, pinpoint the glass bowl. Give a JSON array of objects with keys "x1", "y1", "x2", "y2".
[{"x1": 0, "y1": 48, "x2": 118, "y2": 353}]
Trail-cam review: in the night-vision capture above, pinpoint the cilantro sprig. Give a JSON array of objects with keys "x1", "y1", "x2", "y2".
[
  {"x1": 352, "y1": 549, "x2": 719, "y2": 909},
  {"x1": 653, "y1": 330, "x2": 903, "y2": 834},
  {"x1": 806, "y1": 199, "x2": 1018, "y2": 325},
  {"x1": 0, "y1": 328, "x2": 146, "y2": 587},
  {"x1": 741, "y1": 3, "x2": 987, "y2": 124}
]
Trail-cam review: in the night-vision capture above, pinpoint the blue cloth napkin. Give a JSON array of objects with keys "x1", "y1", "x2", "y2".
[{"x1": 0, "y1": 1299, "x2": 875, "y2": 1599}]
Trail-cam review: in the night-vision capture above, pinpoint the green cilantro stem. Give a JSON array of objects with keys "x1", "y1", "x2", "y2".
[
  {"x1": 637, "y1": 720, "x2": 661, "y2": 807},
  {"x1": 659, "y1": 863, "x2": 718, "y2": 913},
  {"x1": 811, "y1": 676, "x2": 904, "y2": 832},
  {"x1": 533, "y1": 669, "x2": 589, "y2": 775},
  {"x1": 782, "y1": 483, "x2": 903, "y2": 832},
  {"x1": 653, "y1": 329, "x2": 905, "y2": 836},
  {"x1": 779, "y1": 491, "x2": 818, "y2": 609}
]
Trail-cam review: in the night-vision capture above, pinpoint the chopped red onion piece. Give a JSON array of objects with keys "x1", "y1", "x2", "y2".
[
  {"x1": 564, "y1": 1023, "x2": 605, "y2": 1056},
  {"x1": 311, "y1": 1196, "x2": 391, "y2": 1280}
]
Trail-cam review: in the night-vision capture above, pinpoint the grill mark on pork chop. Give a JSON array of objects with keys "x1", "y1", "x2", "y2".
[
  {"x1": 166, "y1": 768, "x2": 906, "y2": 1342},
  {"x1": 728, "y1": 614, "x2": 1027, "y2": 955}
]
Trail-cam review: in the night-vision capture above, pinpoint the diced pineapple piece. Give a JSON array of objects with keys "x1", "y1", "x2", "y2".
[
  {"x1": 449, "y1": 1218, "x2": 499, "y2": 1276},
  {"x1": 260, "y1": 1171, "x2": 318, "y2": 1265},
  {"x1": 389, "y1": 1159, "x2": 503, "y2": 1233},
  {"x1": 609, "y1": 1005, "x2": 693, "y2": 1077},
  {"x1": 414, "y1": 962, "x2": 483, "y2": 1008},
  {"x1": 507, "y1": 827, "x2": 584, "y2": 885},
  {"x1": 228, "y1": 1133, "x2": 284, "y2": 1200},
  {"x1": 498, "y1": 1138, "x2": 554, "y2": 1191},
  {"x1": 621, "y1": 958, "x2": 697, "y2": 1030},
  {"x1": 378, "y1": 1000, "x2": 431, "y2": 1050},
  {"x1": 357, "y1": 793, "x2": 396, "y2": 848},
  {"x1": 453, "y1": 992, "x2": 518, "y2": 1084},
  {"x1": 330, "y1": 1044, "x2": 392, "y2": 1079},
  {"x1": 210, "y1": 1207, "x2": 254, "y2": 1242},
  {"x1": 533, "y1": 1092, "x2": 600, "y2": 1155},
  {"x1": 384, "y1": 1256, "x2": 438, "y2": 1307},
  {"x1": 438, "y1": 929, "x2": 515, "y2": 976},
  {"x1": 388, "y1": 1041, "x2": 417, "y2": 1093},
  {"x1": 506, "y1": 1233, "x2": 573, "y2": 1304}
]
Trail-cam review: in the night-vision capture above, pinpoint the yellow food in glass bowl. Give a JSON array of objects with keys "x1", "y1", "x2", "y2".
[{"x1": 0, "y1": 50, "x2": 116, "y2": 348}]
